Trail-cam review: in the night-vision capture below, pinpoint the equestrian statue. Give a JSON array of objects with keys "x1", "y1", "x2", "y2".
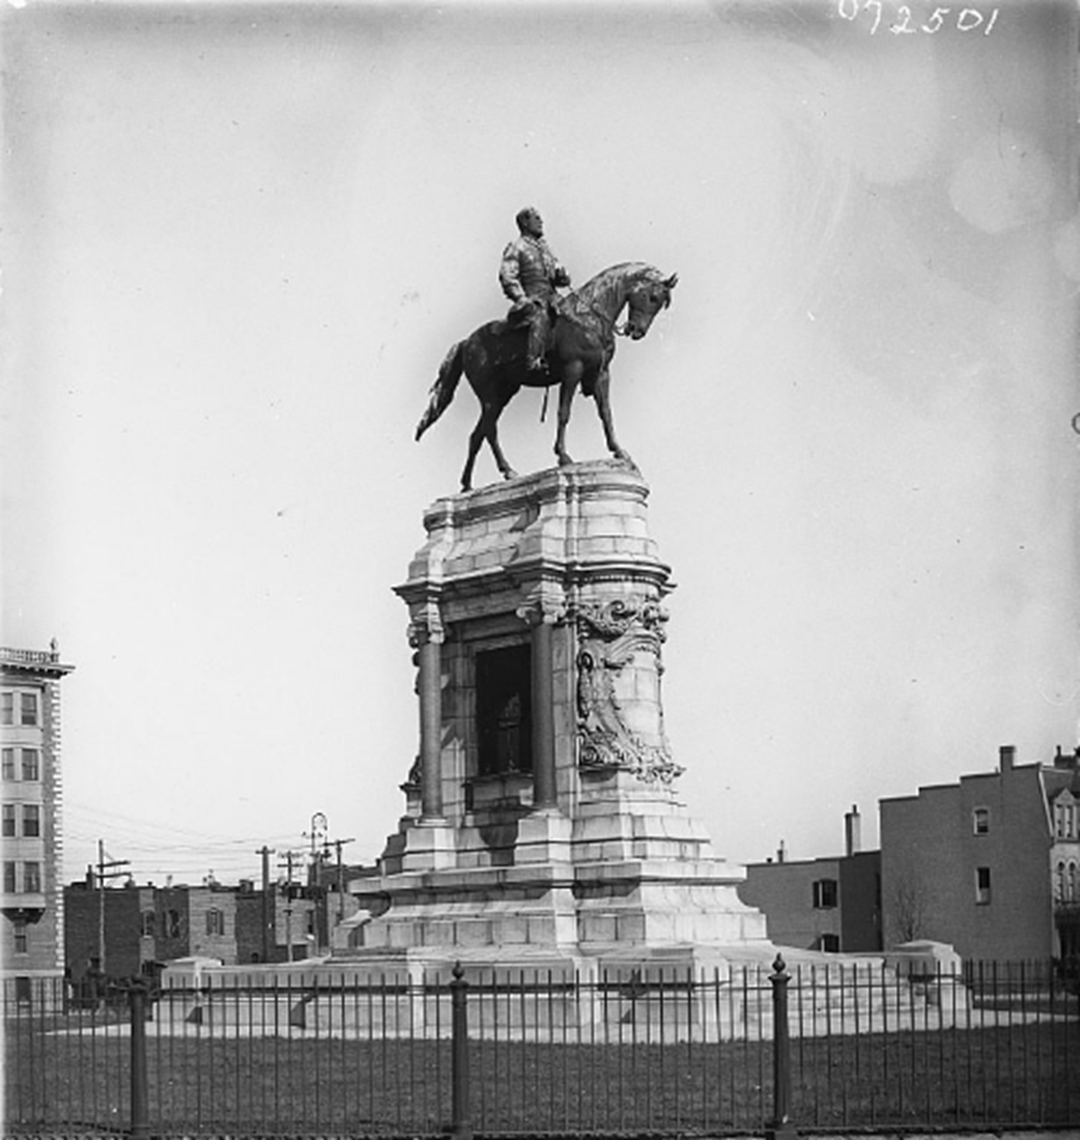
[{"x1": 415, "y1": 206, "x2": 678, "y2": 492}]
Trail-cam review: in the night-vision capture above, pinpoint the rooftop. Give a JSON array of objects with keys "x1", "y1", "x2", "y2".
[{"x1": 1, "y1": 643, "x2": 76, "y2": 678}]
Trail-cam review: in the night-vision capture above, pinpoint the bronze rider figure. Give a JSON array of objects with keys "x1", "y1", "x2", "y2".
[{"x1": 499, "y1": 206, "x2": 572, "y2": 372}]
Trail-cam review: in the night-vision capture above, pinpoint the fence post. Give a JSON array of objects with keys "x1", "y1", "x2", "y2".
[
  {"x1": 129, "y1": 978, "x2": 150, "y2": 1140},
  {"x1": 450, "y1": 961, "x2": 472, "y2": 1140},
  {"x1": 766, "y1": 953, "x2": 797, "y2": 1140}
]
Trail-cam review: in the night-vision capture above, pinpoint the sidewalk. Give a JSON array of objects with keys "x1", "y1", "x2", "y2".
[{"x1": 795, "y1": 1133, "x2": 1077, "y2": 1139}]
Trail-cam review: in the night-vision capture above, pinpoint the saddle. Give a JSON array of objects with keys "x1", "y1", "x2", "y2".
[{"x1": 505, "y1": 295, "x2": 559, "y2": 324}]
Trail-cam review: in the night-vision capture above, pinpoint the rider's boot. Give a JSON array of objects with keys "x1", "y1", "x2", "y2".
[{"x1": 526, "y1": 318, "x2": 549, "y2": 372}]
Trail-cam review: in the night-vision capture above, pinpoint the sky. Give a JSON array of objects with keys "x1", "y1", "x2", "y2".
[{"x1": 2, "y1": 0, "x2": 1079, "y2": 887}]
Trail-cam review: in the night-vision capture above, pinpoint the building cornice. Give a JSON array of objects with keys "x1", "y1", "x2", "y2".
[{"x1": 0, "y1": 646, "x2": 75, "y2": 679}]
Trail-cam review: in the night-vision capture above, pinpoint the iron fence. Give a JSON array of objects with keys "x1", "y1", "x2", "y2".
[{"x1": 4, "y1": 957, "x2": 1079, "y2": 1137}]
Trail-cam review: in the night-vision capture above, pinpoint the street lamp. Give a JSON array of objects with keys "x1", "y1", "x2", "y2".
[
  {"x1": 305, "y1": 812, "x2": 329, "y2": 953},
  {"x1": 307, "y1": 812, "x2": 328, "y2": 877}
]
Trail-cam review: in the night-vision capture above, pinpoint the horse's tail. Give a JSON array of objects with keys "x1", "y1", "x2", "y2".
[{"x1": 415, "y1": 340, "x2": 465, "y2": 441}]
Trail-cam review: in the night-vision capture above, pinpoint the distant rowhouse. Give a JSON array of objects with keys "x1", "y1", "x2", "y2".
[
  {"x1": 1, "y1": 643, "x2": 75, "y2": 995},
  {"x1": 737, "y1": 806, "x2": 882, "y2": 953},
  {"x1": 64, "y1": 878, "x2": 320, "y2": 983},
  {"x1": 880, "y1": 744, "x2": 1080, "y2": 963}
]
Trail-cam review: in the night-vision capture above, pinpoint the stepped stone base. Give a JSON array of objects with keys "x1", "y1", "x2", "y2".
[
  {"x1": 338, "y1": 462, "x2": 770, "y2": 973},
  {"x1": 338, "y1": 742, "x2": 769, "y2": 971}
]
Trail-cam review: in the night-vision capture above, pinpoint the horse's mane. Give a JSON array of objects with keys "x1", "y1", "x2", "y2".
[{"x1": 566, "y1": 262, "x2": 662, "y2": 315}]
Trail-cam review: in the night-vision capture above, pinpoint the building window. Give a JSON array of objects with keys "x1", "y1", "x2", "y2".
[
  {"x1": 23, "y1": 862, "x2": 41, "y2": 893},
  {"x1": 20, "y1": 693, "x2": 38, "y2": 727},
  {"x1": 972, "y1": 807, "x2": 990, "y2": 835},
  {"x1": 1055, "y1": 796, "x2": 1078, "y2": 840},
  {"x1": 812, "y1": 878, "x2": 838, "y2": 909},
  {"x1": 206, "y1": 908, "x2": 225, "y2": 936},
  {"x1": 14, "y1": 976, "x2": 31, "y2": 1003},
  {"x1": 1070, "y1": 862, "x2": 1078, "y2": 903},
  {"x1": 975, "y1": 866, "x2": 992, "y2": 905},
  {"x1": 820, "y1": 933, "x2": 840, "y2": 953},
  {"x1": 20, "y1": 750, "x2": 39, "y2": 781},
  {"x1": 22, "y1": 804, "x2": 40, "y2": 838},
  {"x1": 3, "y1": 862, "x2": 15, "y2": 893},
  {"x1": 1, "y1": 750, "x2": 13, "y2": 781},
  {"x1": 1, "y1": 693, "x2": 12, "y2": 725},
  {"x1": 165, "y1": 909, "x2": 182, "y2": 938},
  {"x1": 1, "y1": 805, "x2": 14, "y2": 838},
  {"x1": 12, "y1": 918, "x2": 28, "y2": 954},
  {"x1": 140, "y1": 911, "x2": 156, "y2": 936},
  {"x1": 1058, "y1": 861, "x2": 1067, "y2": 903}
]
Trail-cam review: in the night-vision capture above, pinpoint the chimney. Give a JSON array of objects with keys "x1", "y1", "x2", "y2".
[
  {"x1": 776, "y1": 840, "x2": 786, "y2": 864},
  {"x1": 999, "y1": 744, "x2": 1015, "y2": 772},
  {"x1": 1054, "y1": 746, "x2": 1077, "y2": 770},
  {"x1": 844, "y1": 804, "x2": 861, "y2": 856}
]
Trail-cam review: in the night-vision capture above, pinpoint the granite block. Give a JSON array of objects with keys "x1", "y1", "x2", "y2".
[{"x1": 580, "y1": 914, "x2": 617, "y2": 943}]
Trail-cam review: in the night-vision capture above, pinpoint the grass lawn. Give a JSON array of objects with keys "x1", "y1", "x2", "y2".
[{"x1": 6, "y1": 1021, "x2": 1079, "y2": 1136}]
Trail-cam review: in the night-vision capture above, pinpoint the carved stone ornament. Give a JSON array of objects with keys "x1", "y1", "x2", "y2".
[
  {"x1": 407, "y1": 612, "x2": 445, "y2": 648},
  {"x1": 515, "y1": 597, "x2": 568, "y2": 627},
  {"x1": 574, "y1": 599, "x2": 684, "y2": 784}
]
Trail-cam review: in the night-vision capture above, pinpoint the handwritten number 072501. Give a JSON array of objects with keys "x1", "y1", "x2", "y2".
[{"x1": 838, "y1": 1, "x2": 1000, "y2": 34}]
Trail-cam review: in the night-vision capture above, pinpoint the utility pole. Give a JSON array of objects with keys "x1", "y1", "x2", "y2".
[
  {"x1": 96, "y1": 840, "x2": 130, "y2": 978},
  {"x1": 303, "y1": 813, "x2": 329, "y2": 952},
  {"x1": 255, "y1": 845, "x2": 275, "y2": 963},
  {"x1": 277, "y1": 850, "x2": 302, "y2": 962},
  {"x1": 325, "y1": 836, "x2": 356, "y2": 925}
]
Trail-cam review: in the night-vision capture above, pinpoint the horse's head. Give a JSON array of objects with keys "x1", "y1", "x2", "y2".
[{"x1": 622, "y1": 270, "x2": 678, "y2": 339}]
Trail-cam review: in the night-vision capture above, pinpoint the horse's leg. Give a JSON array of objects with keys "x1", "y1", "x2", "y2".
[
  {"x1": 554, "y1": 363, "x2": 582, "y2": 467},
  {"x1": 461, "y1": 400, "x2": 517, "y2": 491},
  {"x1": 461, "y1": 413, "x2": 486, "y2": 492},
  {"x1": 484, "y1": 396, "x2": 518, "y2": 482},
  {"x1": 593, "y1": 369, "x2": 637, "y2": 470}
]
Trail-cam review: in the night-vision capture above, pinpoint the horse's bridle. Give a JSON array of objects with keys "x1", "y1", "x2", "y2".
[{"x1": 564, "y1": 299, "x2": 623, "y2": 344}]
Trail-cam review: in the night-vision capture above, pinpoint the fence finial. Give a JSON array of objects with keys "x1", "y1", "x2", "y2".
[
  {"x1": 766, "y1": 952, "x2": 797, "y2": 1140},
  {"x1": 450, "y1": 960, "x2": 472, "y2": 1140}
]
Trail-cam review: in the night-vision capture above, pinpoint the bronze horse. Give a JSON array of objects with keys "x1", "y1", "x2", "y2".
[{"x1": 415, "y1": 262, "x2": 678, "y2": 491}]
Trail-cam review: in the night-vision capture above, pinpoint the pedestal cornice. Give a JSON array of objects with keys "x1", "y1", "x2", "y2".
[{"x1": 394, "y1": 461, "x2": 673, "y2": 618}]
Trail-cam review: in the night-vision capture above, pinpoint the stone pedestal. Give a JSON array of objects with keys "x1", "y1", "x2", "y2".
[{"x1": 337, "y1": 461, "x2": 769, "y2": 970}]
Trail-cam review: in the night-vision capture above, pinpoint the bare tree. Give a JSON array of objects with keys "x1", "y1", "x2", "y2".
[{"x1": 892, "y1": 873, "x2": 926, "y2": 944}]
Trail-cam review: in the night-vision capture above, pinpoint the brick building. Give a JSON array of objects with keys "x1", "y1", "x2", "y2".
[
  {"x1": 1, "y1": 643, "x2": 75, "y2": 990},
  {"x1": 880, "y1": 744, "x2": 1080, "y2": 962},
  {"x1": 64, "y1": 878, "x2": 318, "y2": 983},
  {"x1": 737, "y1": 807, "x2": 882, "y2": 953}
]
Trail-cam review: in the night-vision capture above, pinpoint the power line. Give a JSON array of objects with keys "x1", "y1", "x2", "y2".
[{"x1": 95, "y1": 840, "x2": 130, "y2": 976}]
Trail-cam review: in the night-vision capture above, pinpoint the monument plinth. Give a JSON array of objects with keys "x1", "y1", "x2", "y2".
[{"x1": 339, "y1": 460, "x2": 768, "y2": 971}]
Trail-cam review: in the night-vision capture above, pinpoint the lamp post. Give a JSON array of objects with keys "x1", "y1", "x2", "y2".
[
  {"x1": 307, "y1": 812, "x2": 328, "y2": 873},
  {"x1": 305, "y1": 812, "x2": 328, "y2": 952}
]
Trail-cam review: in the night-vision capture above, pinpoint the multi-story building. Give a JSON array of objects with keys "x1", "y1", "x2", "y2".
[
  {"x1": 737, "y1": 807, "x2": 882, "y2": 953},
  {"x1": 880, "y1": 744, "x2": 1080, "y2": 963},
  {"x1": 64, "y1": 878, "x2": 318, "y2": 983},
  {"x1": 1, "y1": 643, "x2": 75, "y2": 992}
]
